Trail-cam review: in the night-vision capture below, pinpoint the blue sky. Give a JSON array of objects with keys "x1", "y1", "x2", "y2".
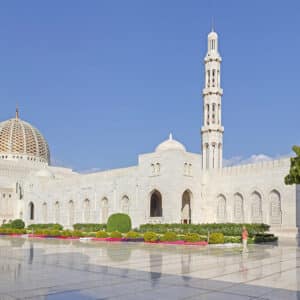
[{"x1": 0, "y1": 1, "x2": 299, "y2": 171}]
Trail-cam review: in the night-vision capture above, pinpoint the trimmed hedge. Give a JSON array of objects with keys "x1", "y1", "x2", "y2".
[
  {"x1": 0, "y1": 228, "x2": 26, "y2": 234},
  {"x1": 161, "y1": 232, "x2": 177, "y2": 242},
  {"x1": 209, "y1": 232, "x2": 225, "y2": 244},
  {"x1": 1, "y1": 219, "x2": 25, "y2": 229},
  {"x1": 126, "y1": 231, "x2": 141, "y2": 239},
  {"x1": 254, "y1": 233, "x2": 278, "y2": 243},
  {"x1": 96, "y1": 231, "x2": 109, "y2": 238},
  {"x1": 27, "y1": 223, "x2": 63, "y2": 230},
  {"x1": 144, "y1": 231, "x2": 158, "y2": 242},
  {"x1": 110, "y1": 231, "x2": 122, "y2": 238},
  {"x1": 139, "y1": 223, "x2": 269, "y2": 237},
  {"x1": 107, "y1": 213, "x2": 131, "y2": 233},
  {"x1": 73, "y1": 223, "x2": 106, "y2": 232},
  {"x1": 184, "y1": 233, "x2": 201, "y2": 242}
]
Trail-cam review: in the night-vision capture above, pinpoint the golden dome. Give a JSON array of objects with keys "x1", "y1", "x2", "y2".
[{"x1": 0, "y1": 110, "x2": 50, "y2": 164}]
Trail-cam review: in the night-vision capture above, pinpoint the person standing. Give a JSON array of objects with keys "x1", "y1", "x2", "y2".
[{"x1": 242, "y1": 226, "x2": 249, "y2": 252}]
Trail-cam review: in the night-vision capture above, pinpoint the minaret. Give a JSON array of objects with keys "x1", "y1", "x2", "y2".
[{"x1": 201, "y1": 29, "x2": 224, "y2": 169}]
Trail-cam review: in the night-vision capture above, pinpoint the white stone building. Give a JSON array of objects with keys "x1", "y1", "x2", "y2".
[{"x1": 0, "y1": 30, "x2": 298, "y2": 237}]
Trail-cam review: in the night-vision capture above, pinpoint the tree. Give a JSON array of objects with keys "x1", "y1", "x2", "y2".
[{"x1": 285, "y1": 146, "x2": 300, "y2": 185}]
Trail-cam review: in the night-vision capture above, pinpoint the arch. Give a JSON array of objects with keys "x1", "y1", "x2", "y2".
[
  {"x1": 217, "y1": 194, "x2": 226, "y2": 222},
  {"x1": 251, "y1": 191, "x2": 262, "y2": 223},
  {"x1": 68, "y1": 200, "x2": 75, "y2": 225},
  {"x1": 233, "y1": 193, "x2": 244, "y2": 223},
  {"x1": 150, "y1": 190, "x2": 162, "y2": 217},
  {"x1": 181, "y1": 190, "x2": 192, "y2": 224},
  {"x1": 54, "y1": 201, "x2": 60, "y2": 223},
  {"x1": 101, "y1": 197, "x2": 109, "y2": 223},
  {"x1": 29, "y1": 202, "x2": 34, "y2": 220},
  {"x1": 83, "y1": 198, "x2": 90, "y2": 223},
  {"x1": 121, "y1": 195, "x2": 129, "y2": 214},
  {"x1": 269, "y1": 190, "x2": 282, "y2": 225},
  {"x1": 42, "y1": 202, "x2": 47, "y2": 223}
]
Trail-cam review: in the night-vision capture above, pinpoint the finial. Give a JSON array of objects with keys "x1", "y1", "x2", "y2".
[
  {"x1": 211, "y1": 17, "x2": 215, "y2": 32},
  {"x1": 15, "y1": 105, "x2": 19, "y2": 120},
  {"x1": 169, "y1": 133, "x2": 173, "y2": 140}
]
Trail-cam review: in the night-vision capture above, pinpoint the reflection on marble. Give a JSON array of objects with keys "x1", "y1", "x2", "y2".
[{"x1": 0, "y1": 237, "x2": 299, "y2": 299}]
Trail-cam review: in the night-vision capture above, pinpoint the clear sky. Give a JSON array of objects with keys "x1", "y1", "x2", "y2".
[{"x1": 0, "y1": 1, "x2": 299, "y2": 171}]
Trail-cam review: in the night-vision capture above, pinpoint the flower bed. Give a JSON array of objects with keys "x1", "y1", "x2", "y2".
[{"x1": 105, "y1": 237, "x2": 123, "y2": 242}]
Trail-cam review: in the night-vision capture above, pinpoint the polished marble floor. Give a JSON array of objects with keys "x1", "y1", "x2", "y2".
[{"x1": 0, "y1": 237, "x2": 299, "y2": 299}]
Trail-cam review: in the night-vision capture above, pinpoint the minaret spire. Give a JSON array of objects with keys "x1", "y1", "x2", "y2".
[
  {"x1": 15, "y1": 105, "x2": 19, "y2": 120},
  {"x1": 201, "y1": 29, "x2": 224, "y2": 169}
]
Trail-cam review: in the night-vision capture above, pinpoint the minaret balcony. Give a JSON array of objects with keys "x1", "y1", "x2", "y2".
[
  {"x1": 202, "y1": 87, "x2": 223, "y2": 96},
  {"x1": 201, "y1": 125, "x2": 224, "y2": 133}
]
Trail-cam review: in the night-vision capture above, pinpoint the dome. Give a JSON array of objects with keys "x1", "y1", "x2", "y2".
[
  {"x1": 0, "y1": 110, "x2": 50, "y2": 164},
  {"x1": 155, "y1": 134, "x2": 186, "y2": 152}
]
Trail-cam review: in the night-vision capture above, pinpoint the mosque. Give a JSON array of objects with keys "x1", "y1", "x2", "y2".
[{"x1": 0, "y1": 30, "x2": 299, "y2": 237}]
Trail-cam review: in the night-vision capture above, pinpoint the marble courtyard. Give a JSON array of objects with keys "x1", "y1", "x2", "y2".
[{"x1": 0, "y1": 237, "x2": 299, "y2": 299}]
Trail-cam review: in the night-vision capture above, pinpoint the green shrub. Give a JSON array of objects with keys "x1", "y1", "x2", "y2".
[
  {"x1": 72, "y1": 230, "x2": 84, "y2": 237},
  {"x1": 138, "y1": 223, "x2": 269, "y2": 237},
  {"x1": 0, "y1": 228, "x2": 26, "y2": 234},
  {"x1": 161, "y1": 232, "x2": 177, "y2": 242},
  {"x1": 224, "y1": 236, "x2": 241, "y2": 243},
  {"x1": 184, "y1": 233, "x2": 201, "y2": 242},
  {"x1": 10, "y1": 219, "x2": 25, "y2": 229},
  {"x1": 125, "y1": 231, "x2": 141, "y2": 239},
  {"x1": 73, "y1": 223, "x2": 106, "y2": 232},
  {"x1": 107, "y1": 213, "x2": 131, "y2": 233},
  {"x1": 48, "y1": 230, "x2": 61, "y2": 237},
  {"x1": 110, "y1": 231, "x2": 122, "y2": 238},
  {"x1": 96, "y1": 231, "x2": 109, "y2": 238},
  {"x1": 143, "y1": 231, "x2": 158, "y2": 242},
  {"x1": 254, "y1": 233, "x2": 278, "y2": 243},
  {"x1": 209, "y1": 232, "x2": 225, "y2": 244},
  {"x1": 27, "y1": 223, "x2": 63, "y2": 230},
  {"x1": 61, "y1": 230, "x2": 72, "y2": 237}
]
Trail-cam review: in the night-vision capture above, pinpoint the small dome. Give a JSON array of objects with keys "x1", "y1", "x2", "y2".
[
  {"x1": 0, "y1": 110, "x2": 50, "y2": 164},
  {"x1": 208, "y1": 30, "x2": 218, "y2": 39},
  {"x1": 35, "y1": 168, "x2": 55, "y2": 179},
  {"x1": 155, "y1": 134, "x2": 186, "y2": 152}
]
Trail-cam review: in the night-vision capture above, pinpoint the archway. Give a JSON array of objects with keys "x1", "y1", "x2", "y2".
[
  {"x1": 150, "y1": 190, "x2": 162, "y2": 217},
  {"x1": 181, "y1": 190, "x2": 191, "y2": 224},
  {"x1": 270, "y1": 190, "x2": 282, "y2": 225},
  {"x1": 251, "y1": 191, "x2": 262, "y2": 223},
  {"x1": 54, "y1": 201, "x2": 60, "y2": 223},
  {"x1": 121, "y1": 195, "x2": 129, "y2": 214},
  {"x1": 233, "y1": 193, "x2": 244, "y2": 223},
  {"x1": 68, "y1": 200, "x2": 75, "y2": 225},
  {"x1": 42, "y1": 202, "x2": 47, "y2": 223},
  {"x1": 217, "y1": 194, "x2": 226, "y2": 223},
  {"x1": 101, "y1": 198, "x2": 109, "y2": 223},
  {"x1": 83, "y1": 199, "x2": 90, "y2": 223},
  {"x1": 29, "y1": 202, "x2": 34, "y2": 220}
]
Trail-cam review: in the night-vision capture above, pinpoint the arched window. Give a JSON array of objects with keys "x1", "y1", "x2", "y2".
[
  {"x1": 101, "y1": 198, "x2": 109, "y2": 223},
  {"x1": 251, "y1": 192, "x2": 262, "y2": 223},
  {"x1": 150, "y1": 190, "x2": 162, "y2": 217},
  {"x1": 42, "y1": 202, "x2": 47, "y2": 223},
  {"x1": 181, "y1": 190, "x2": 192, "y2": 224},
  {"x1": 206, "y1": 104, "x2": 210, "y2": 125},
  {"x1": 83, "y1": 199, "x2": 90, "y2": 223},
  {"x1": 29, "y1": 202, "x2": 34, "y2": 220},
  {"x1": 217, "y1": 195, "x2": 226, "y2": 222},
  {"x1": 121, "y1": 196, "x2": 129, "y2": 214},
  {"x1": 206, "y1": 143, "x2": 209, "y2": 169},
  {"x1": 54, "y1": 201, "x2": 60, "y2": 223},
  {"x1": 270, "y1": 190, "x2": 282, "y2": 225},
  {"x1": 233, "y1": 193, "x2": 244, "y2": 222},
  {"x1": 69, "y1": 200, "x2": 75, "y2": 225}
]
